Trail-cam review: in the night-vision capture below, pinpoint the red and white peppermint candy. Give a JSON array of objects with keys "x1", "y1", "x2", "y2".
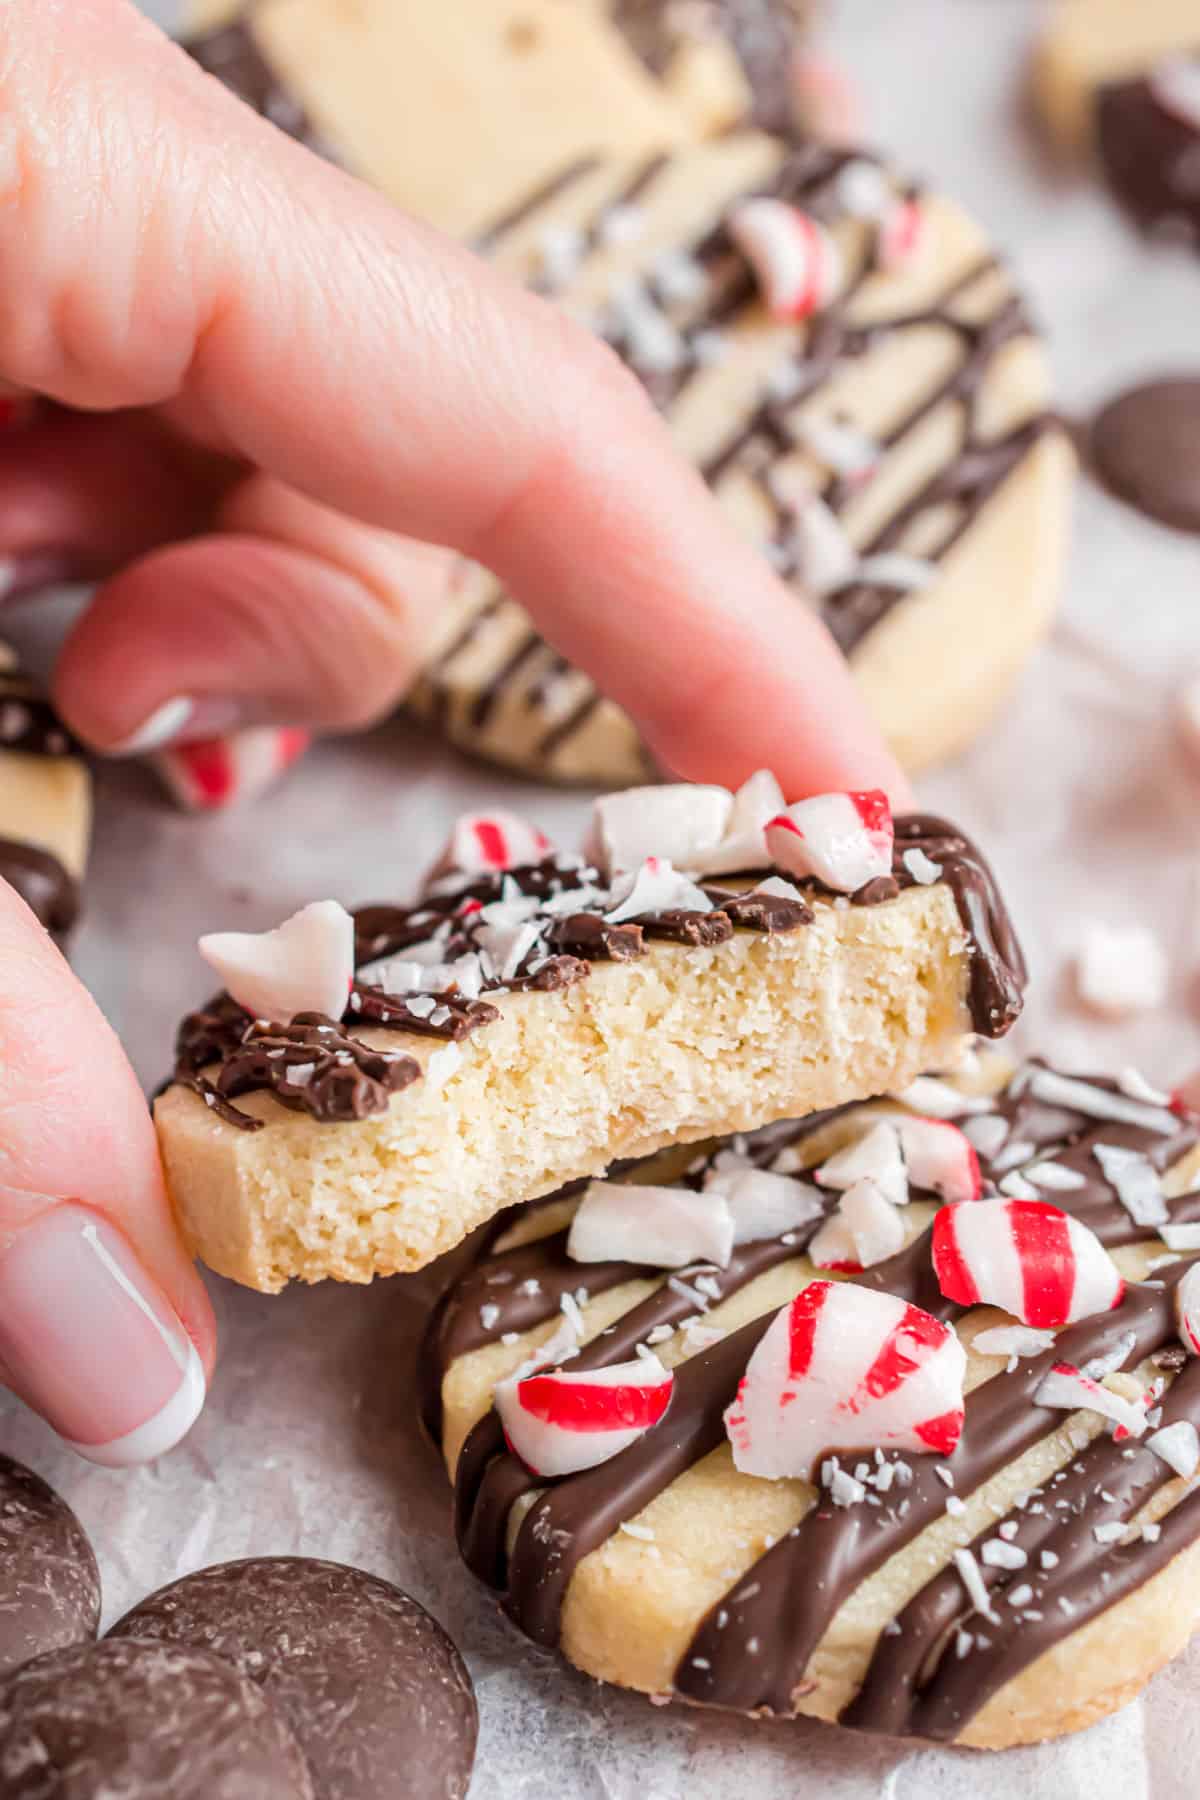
[
  {"x1": 199, "y1": 899, "x2": 354, "y2": 1023},
  {"x1": 584, "y1": 782, "x2": 732, "y2": 879},
  {"x1": 433, "y1": 809, "x2": 551, "y2": 880},
  {"x1": 932, "y1": 1197, "x2": 1123, "y2": 1329},
  {"x1": 568, "y1": 1180, "x2": 734, "y2": 1269},
  {"x1": 1177, "y1": 1262, "x2": 1200, "y2": 1356},
  {"x1": 765, "y1": 790, "x2": 893, "y2": 893},
  {"x1": 727, "y1": 199, "x2": 842, "y2": 322},
  {"x1": 818, "y1": 1120, "x2": 909, "y2": 1208},
  {"x1": 496, "y1": 1355, "x2": 673, "y2": 1478},
  {"x1": 724, "y1": 1281, "x2": 965, "y2": 1480},
  {"x1": 877, "y1": 197, "x2": 926, "y2": 272},
  {"x1": 1033, "y1": 1362, "x2": 1149, "y2": 1439},
  {"x1": 694, "y1": 770, "x2": 783, "y2": 877},
  {"x1": 154, "y1": 727, "x2": 311, "y2": 813},
  {"x1": 897, "y1": 1116, "x2": 981, "y2": 1204}
]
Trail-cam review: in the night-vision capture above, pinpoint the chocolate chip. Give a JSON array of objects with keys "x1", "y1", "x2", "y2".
[
  {"x1": 110, "y1": 1557, "x2": 477, "y2": 1800},
  {"x1": 0, "y1": 1455, "x2": 100, "y2": 1682}
]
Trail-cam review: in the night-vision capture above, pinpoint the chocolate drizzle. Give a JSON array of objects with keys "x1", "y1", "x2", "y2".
[
  {"x1": 426, "y1": 1063, "x2": 1200, "y2": 1738},
  {"x1": 1095, "y1": 58, "x2": 1200, "y2": 246},
  {"x1": 0, "y1": 669, "x2": 84, "y2": 937},
  {"x1": 0, "y1": 839, "x2": 80, "y2": 939},
  {"x1": 422, "y1": 140, "x2": 1058, "y2": 767},
  {"x1": 0, "y1": 670, "x2": 79, "y2": 758},
  {"x1": 168, "y1": 815, "x2": 1024, "y2": 1130},
  {"x1": 612, "y1": 0, "x2": 803, "y2": 134}
]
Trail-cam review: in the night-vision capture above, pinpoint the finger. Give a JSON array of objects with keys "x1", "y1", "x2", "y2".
[
  {"x1": 0, "y1": 409, "x2": 236, "y2": 599},
  {"x1": 5, "y1": 1, "x2": 905, "y2": 801},
  {"x1": 0, "y1": 884, "x2": 215, "y2": 1464},
  {"x1": 54, "y1": 475, "x2": 455, "y2": 750}
]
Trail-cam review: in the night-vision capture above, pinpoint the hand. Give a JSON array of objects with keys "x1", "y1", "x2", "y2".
[{"x1": 0, "y1": 0, "x2": 908, "y2": 1466}]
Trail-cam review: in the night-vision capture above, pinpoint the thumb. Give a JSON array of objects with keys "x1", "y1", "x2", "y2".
[{"x1": 0, "y1": 885, "x2": 215, "y2": 1465}]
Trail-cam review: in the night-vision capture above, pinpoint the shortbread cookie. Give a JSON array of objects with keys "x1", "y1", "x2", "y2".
[
  {"x1": 425, "y1": 1056, "x2": 1200, "y2": 1748},
  {"x1": 412, "y1": 133, "x2": 1072, "y2": 782},
  {"x1": 1035, "y1": 0, "x2": 1200, "y2": 242},
  {"x1": 0, "y1": 654, "x2": 91, "y2": 939},
  {"x1": 183, "y1": 0, "x2": 690, "y2": 237},
  {"x1": 153, "y1": 783, "x2": 1023, "y2": 1291}
]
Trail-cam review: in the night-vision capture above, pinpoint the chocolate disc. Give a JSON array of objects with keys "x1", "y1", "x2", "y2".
[
  {"x1": 111, "y1": 1557, "x2": 477, "y2": 1800},
  {"x1": 0, "y1": 1454, "x2": 100, "y2": 1682},
  {"x1": 0, "y1": 1637, "x2": 314, "y2": 1797},
  {"x1": 1091, "y1": 376, "x2": 1200, "y2": 532}
]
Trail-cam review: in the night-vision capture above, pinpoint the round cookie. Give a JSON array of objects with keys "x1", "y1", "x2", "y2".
[
  {"x1": 110, "y1": 1557, "x2": 477, "y2": 1800},
  {"x1": 412, "y1": 133, "x2": 1073, "y2": 782},
  {"x1": 1091, "y1": 376, "x2": 1200, "y2": 531},
  {"x1": 424, "y1": 1059, "x2": 1200, "y2": 1748},
  {"x1": 0, "y1": 1637, "x2": 313, "y2": 1797},
  {"x1": 0, "y1": 1454, "x2": 100, "y2": 1683},
  {"x1": 1035, "y1": 0, "x2": 1200, "y2": 240}
]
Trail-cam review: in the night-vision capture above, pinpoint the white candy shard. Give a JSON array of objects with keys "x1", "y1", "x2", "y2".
[
  {"x1": 199, "y1": 900, "x2": 354, "y2": 1023},
  {"x1": 604, "y1": 857, "x2": 713, "y2": 924},
  {"x1": 1092, "y1": 1143, "x2": 1169, "y2": 1228},
  {"x1": 1118, "y1": 1067, "x2": 1171, "y2": 1108},
  {"x1": 1026, "y1": 1069, "x2": 1178, "y2": 1138},
  {"x1": 895, "y1": 1077, "x2": 994, "y2": 1121},
  {"x1": 932, "y1": 1198, "x2": 1123, "y2": 1329},
  {"x1": 962, "y1": 1114, "x2": 1012, "y2": 1162},
  {"x1": 791, "y1": 496, "x2": 859, "y2": 597},
  {"x1": 1176, "y1": 1263, "x2": 1200, "y2": 1355},
  {"x1": 1033, "y1": 1362, "x2": 1149, "y2": 1438},
  {"x1": 1025, "y1": 1161, "x2": 1088, "y2": 1193},
  {"x1": 896, "y1": 1116, "x2": 981, "y2": 1204},
  {"x1": 434, "y1": 809, "x2": 551, "y2": 879},
  {"x1": 568, "y1": 1181, "x2": 734, "y2": 1269},
  {"x1": 727, "y1": 199, "x2": 842, "y2": 321},
  {"x1": 725, "y1": 1281, "x2": 966, "y2": 1480},
  {"x1": 693, "y1": 769, "x2": 784, "y2": 876},
  {"x1": 795, "y1": 413, "x2": 880, "y2": 481},
  {"x1": 1147, "y1": 1420, "x2": 1200, "y2": 1480},
  {"x1": 765, "y1": 790, "x2": 894, "y2": 894},
  {"x1": 971, "y1": 1325, "x2": 1057, "y2": 1360},
  {"x1": 496, "y1": 1354, "x2": 673, "y2": 1478},
  {"x1": 703, "y1": 1166, "x2": 824, "y2": 1245},
  {"x1": 1161, "y1": 1225, "x2": 1200, "y2": 1251},
  {"x1": 585, "y1": 785, "x2": 732, "y2": 880},
  {"x1": 1075, "y1": 922, "x2": 1167, "y2": 1019},
  {"x1": 817, "y1": 1121, "x2": 908, "y2": 1208},
  {"x1": 902, "y1": 847, "x2": 943, "y2": 886},
  {"x1": 810, "y1": 1179, "x2": 905, "y2": 1271}
]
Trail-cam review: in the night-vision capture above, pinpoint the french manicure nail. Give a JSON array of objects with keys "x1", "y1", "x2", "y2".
[
  {"x1": 0, "y1": 1204, "x2": 206, "y2": 1467},
  {"x1": 106, "y1": 696, "x2": 258, "y2": 757}
]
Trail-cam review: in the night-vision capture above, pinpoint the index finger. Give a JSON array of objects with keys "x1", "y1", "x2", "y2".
[{"x1": 2, "y1": 0, "x2": 907, "y2": 801}]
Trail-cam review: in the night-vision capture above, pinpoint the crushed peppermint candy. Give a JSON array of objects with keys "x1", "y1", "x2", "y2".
[{"x1": 1092, "y1": 1143, "x2": 1169, "y2": 1228}]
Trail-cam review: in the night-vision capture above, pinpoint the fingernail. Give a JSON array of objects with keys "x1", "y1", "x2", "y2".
[
  {"x1": 0, "y1": 1204, "x2": 206, "y2": 1467},
  {"x1": 106, "y1": 696, "x2": 257, "y2": 756}
]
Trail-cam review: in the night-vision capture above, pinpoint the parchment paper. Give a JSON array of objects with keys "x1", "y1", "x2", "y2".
[{"x1": 3, "y1": 2, "x2": 1200, "y2": 1793}]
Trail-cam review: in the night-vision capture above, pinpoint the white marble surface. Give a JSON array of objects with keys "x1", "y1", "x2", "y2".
[{"x1": 3, "y1": 3, "x2": 1200, "y2": 1796}]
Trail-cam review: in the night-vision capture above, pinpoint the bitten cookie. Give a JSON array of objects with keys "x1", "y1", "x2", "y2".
[
  {"x1": 425, "y1": 1056, "x2": 1200, "y2": 1749},
  {"x1": 411, "y1": 133, "x2": 1072, "y2": 782},
  {"x1": 1035, "y1": 0, "x2": 1200, "y2": 243},
  {"x1": 153, "y1": 780, "x2": 1023, "y2": 1291},
  {"x1": 0, "y1": 653, "x2": 91, "y2": 940}
]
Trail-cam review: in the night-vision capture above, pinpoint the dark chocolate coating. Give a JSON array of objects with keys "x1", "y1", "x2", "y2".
[
  {"x1": 1091, "y1": 376, "x2": 1200, "y2": 534},
  {"x1": 111, "y1": 1557, "x2": 477, "y2": 1800},
  {"x1": 613, "y1": 0, "x2": 805, "y2": 133},
  {"x1": 0, "y1": 1637, "x2": 314, "y2": 1797},
  {"x1": 1095, "y1": 63, "x2": 1200, "y2": 244},
  {"x1": 0, "y1": 1455, "x2": 100, "y2": 1683}
]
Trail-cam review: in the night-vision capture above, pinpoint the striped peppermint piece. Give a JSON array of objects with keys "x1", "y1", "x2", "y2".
[
  {"x1": 433, "y1": 809, "x2": 551, "y2": 880},
  {"x1": 496, "y1": 1355, "x2": 673, "y2": 1478},
  {"x1": 198, "y1": 900, "x2": 354, "y2": 1024},
  {"x1": 727, "y1": 200, "x2": 842, "y2": 322},
  {"x1": 1033, "y1": 1362, "x2": 1150, "y2": 1439},
  {"x1": 932, "y1": 1197, "x2": 1124, "y2": 1329},
  {"x1": 896, "y1": 1117, "x2": 981, "y2": 1204},
  {"x1": 1176, "y1": 1263, "x2": 1200, "y2": 1356},
  {"x1": 724, "y1": 1281, "x2": 966, "y2": 1481},
  {"x1": 568, "y1": 1180, "x2": 734, "y2": 1270},
  {"x1": 154, "y1": 727, "x2": 311, "y2": 812},
  {"x1": 765, "y1": 790, "x2": 894, "y2": 894}
]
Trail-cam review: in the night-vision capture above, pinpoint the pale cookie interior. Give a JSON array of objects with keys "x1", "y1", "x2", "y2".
[
  {"x1": 156, "y1": 881, "x2": 972, "y2": 1292},
  {"x1": 0, "y1": 752, "x2": 91, "y2": 882},
  {"x1": 1034, "y1": 0, "x2": 1200, "y2": 148},
  {"x1": 441, "y1": 1120, "x2": 1200, "y2": 1750}
]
